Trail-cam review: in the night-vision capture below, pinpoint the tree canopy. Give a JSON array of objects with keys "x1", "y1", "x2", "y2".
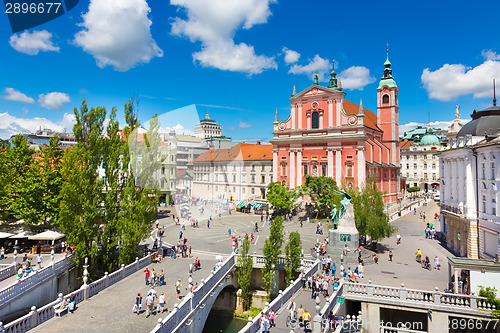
[
  {"x1": 285, "y1": 231, "x2": 302, "y2": 286},
  {"x1": 350, "y1": 177, "x2": 395, "y2": 243},
  {"x1": 266, "y1": 181, "x2": 298, "y2": 213},
  {"x1": 262, "y1": 215, "x2": 285, "y2": 299},
  {"x1": 299, "y1": 175, "x2": 343, "y2": 219}
]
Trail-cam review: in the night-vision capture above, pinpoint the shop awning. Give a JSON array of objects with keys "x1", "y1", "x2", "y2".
[{"x1": 28, "y1": 231, "x2": 65, "y2": 241}]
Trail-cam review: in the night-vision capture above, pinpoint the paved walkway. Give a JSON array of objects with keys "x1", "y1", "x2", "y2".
[{"x1": 31, "y1": 255, "x2": 221, "y2": 333}]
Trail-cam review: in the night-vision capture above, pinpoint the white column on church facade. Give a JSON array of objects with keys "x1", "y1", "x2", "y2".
[
  {"x1": 336, "y1": 99, "x2": 341, "y2": 126},
  {"x1": 298, "y1": 104, "x2": 303, "y2": 129},
  {"x1": 328, "y1": 100, "x2": 333, "y2": 127},
  {"x1": 307, "y1": 111, "x2": 311, "y2": 129},
  {"x1": 451, "y1": 159, "x2": 457, "y2": 205},
  {"x1": 296, "y1": 149, "x2": 303, "y2": 186},
  {"x1": 289, "y1": 150, "x2": 296, "y2": 188},
  {"x1": 357, "y1": 147, "x2": 366, "y2": 186},
  {"x1": 335, "y1": 148, "x2": 342, "y2": 184},
  {"x1": 319, "y1": 112, "x2": 324, "y2": 128},
  {"x1": 327, "y1": 148, "x2": 334, "y2": 178},
  {"x1": 273, "y1": 149, "x2": 278, "y2": 183},
  {"x1": 291, "y1": 104, "x2": 295, "y2": 130}
]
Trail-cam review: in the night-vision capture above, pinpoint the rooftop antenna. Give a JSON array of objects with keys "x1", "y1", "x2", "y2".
[{"x1": 494, "y1": 79, "x2": 497, "y2": 106}]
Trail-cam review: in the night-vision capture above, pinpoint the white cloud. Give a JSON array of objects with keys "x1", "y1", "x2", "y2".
[
  {"x1": 399, "y1": 120, "x2": 469, "y2": 136},
  {"x1": 9, "y1": 30, "x2": 60, "y2": 55},
  {"x1": 338, "y1": 66, "x2": 375, "y2": 90},
  {"x1": 1, "y1": 88, "x2": 35, "y2": 104},
  {"x1": 239, "y1": 121, "x2": 252, "y2": 128},
  {"x1": 421, "y1": 51, "x2": 500, "y2": 101},
  {"x1": 159, "y1": 123, "x2": 194, "y2": 136},
  {"x1": 0, "y1": 112, "x2": 76, "y2": 139},
  {"x1": 171, "y1": 0, "x2": 277, "y2": 74},
  {"x1": 74, "y1": 0, "x2": 163, "y2": 71},
  {"x1": 38, "y1": 92, "x2": 71, "y2": 110},
  {"x1": 288, "y1": 55, "x2": 330, "y2": 81},
  {"x1": 282, "y1": 47, "x2": 300, "y2": 64}
]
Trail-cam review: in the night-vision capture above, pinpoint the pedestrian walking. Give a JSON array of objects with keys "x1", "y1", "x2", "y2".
[
  {"x1": 144, "y1": 268, "x2": 151, "y2": 285},
  {"x1": 145, "y1": 293, "x2": 154, "y2": 317},
  {"x1": 159, "y1": 292, "x2": 166, "y2": 313},
  {"x1": 176, "y1": 279, "x2": 182, "y2": 299},
  {"x1": 434, "y1": 256, "x2": 440, "y2": 270},
  {"x1": 396, "y1": 233, "x2": 401, "y2": 244},
  {"x1": 207, "y1": 220, "x2": 210, "y2": 229},
  {"x1": 36, "y1": 254, "x2": 43, "y2": 269},
  {"x1": 389, "y1": 250, "x2": 393, "y2": 262},
  {"x1": 134, "y1": 293, "x2": 142, "y2": 314}
]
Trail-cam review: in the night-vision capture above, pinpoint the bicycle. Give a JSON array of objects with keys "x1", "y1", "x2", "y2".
[{"x1": 286, "y1": 310, "x2": 297, "y2": 328}]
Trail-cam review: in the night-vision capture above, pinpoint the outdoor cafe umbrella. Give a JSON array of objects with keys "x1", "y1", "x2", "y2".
[
  {"x1": 28, "y1": 231, "x2": 65, "y2": 241},
  {"x1": 10, "y1": 231, "x2": 32, "y2": 239},
  {"x1": 0, "y1": 232, "x2": 14, "y2": 238}
]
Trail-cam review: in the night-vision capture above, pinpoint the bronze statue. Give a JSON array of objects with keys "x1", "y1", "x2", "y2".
[{"x1": 335, "y1": 189, "x2": 352, "y2": 220}]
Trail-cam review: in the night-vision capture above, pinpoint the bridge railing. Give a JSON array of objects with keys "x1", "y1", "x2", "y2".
[
  {"x1": 320, "y1": 282, "x2": 344, "y2": 331},
  {"x1": 0, "y1": 255, "x2": 151, "y2": 333},
  {"x1": 344, "y1": 281, "x2": 494, "y2": 311},
  {"x1": 0, "y1": 254, "x2": 74, "y2": 306},
  {"x1": 0, "y1": 263, "x2": 16, "y2": 282},
  {"x1": 152, "y1": 253, "x2": 237, "y2": 333},
  {"x1": 239, "y1": 258, "x2": 320, "y2": 333}
]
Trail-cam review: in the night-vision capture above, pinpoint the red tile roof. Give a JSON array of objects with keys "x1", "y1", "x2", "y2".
[
  {"x1": 400, "y1": 140, "x2": 414, "y2": 149},
  {"x1": 194, "y1": 143, "x2": 272, "y2": 163},
  {"x1": 343, "y1": 99, "x2": 380, "y2": 132}
]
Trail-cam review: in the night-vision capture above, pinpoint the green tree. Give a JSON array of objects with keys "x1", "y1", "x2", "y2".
[
  {"x1": 58, "y1": 101, "x2": 107, "y2": 277},
  {"x1": 351, "y1": 177, "x2": 395, "y2": 244},
  {"x1": 262, "y1": 215, "x2": 285, "y2": 300},
  {"x1": 285, "y1": 231, "x2": 302, "y2": 286},
  {"x1": 117, "y1": 101, "x2": 160, "y2": 264},
  {"x1": 267, "y1": 182, "x2": 298, "y2": 214},
  {"x1": 237, "y1": 237, "x2": 253, "y2": 311},
  {"x1": 479, "y1": 286, "x2": 500, "y2": 318},
  {"x1": 300, "y1": 175, "x2": 343, "y2": 219}
]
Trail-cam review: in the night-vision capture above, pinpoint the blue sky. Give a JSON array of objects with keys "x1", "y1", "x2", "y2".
[{"x1": 1, "y1": 0, "x2": 500, "y2": 141}]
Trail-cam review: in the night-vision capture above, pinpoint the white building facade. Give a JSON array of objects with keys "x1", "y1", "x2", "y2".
[
  {"x1": 400, "y1": 127, "x2": 444, "y2": 192},
  {"x1": 440, "y1": 104, "x2": 500, "y2": 259},
  {"x1": 192, "y1": 143, "x2": 273, "y2": 202}
]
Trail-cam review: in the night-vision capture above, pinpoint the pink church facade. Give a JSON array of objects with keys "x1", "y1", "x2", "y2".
[{"x1": 271, "y1": 56, "x2": 402, "y2": 203}]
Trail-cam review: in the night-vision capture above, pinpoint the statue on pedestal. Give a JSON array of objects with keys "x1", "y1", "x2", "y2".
[{"x1": 330, "y1": 205, "x2": 338, "y2": 229}]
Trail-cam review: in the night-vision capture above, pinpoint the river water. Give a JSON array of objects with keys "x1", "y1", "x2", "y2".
[{"x1": 203, "y1": 313, "x2": 247, "y2": 333}]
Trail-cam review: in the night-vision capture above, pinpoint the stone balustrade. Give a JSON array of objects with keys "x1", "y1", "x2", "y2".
[
  {"x1": 236, "y1": 254, "x2": 316, "y2": 270},
  {"x1": 152, "y1": 253, "x2": 237, "y2": 333},
  {"x1": 239, "y1": 258, "x2": 320, "y2": 333},
  {"x1": 328, "y1": 313, "x2": 362, "y2": 333},
  {"x1": 344, "y1": 281, "x2": 495, "y2": 312},
  {"x1": 0, "y1": 264, "x2": 16, "y2": 282},
  {"x1": 0, "y1": 254, "x2": 74, "y2": 306},
  {"x1": 0, "y1": 255, "x2": 151, "y2": 333}
]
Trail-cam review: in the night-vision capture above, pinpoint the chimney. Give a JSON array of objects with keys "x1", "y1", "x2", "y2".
[{"x1": 257, "y1": 141, "x2": 261, "y2": 145}]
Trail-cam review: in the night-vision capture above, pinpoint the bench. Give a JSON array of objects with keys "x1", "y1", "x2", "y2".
[{"x1": 53, "y1": 303, "x2": 68, "y2": 317}]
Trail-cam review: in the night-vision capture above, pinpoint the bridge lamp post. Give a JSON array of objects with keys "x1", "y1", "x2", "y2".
[
  {"x1": 13, "y1": 240, "x2": 18, "y2": 265},
  {"x1": 189, "y1": 264, "x2": 193, "y2": 290},
  {"x1": 50, "y1": 240, "x2": 55, "y2": 266}
]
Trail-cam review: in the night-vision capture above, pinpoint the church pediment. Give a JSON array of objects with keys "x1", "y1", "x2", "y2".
[{"x1": 290, "y1": 84, "x2": 343, "y2": 101}]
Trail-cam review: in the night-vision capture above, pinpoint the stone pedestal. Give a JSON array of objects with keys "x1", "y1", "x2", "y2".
[{"x1": 329, "y1": 203, "x2": 359, "y2": 251}]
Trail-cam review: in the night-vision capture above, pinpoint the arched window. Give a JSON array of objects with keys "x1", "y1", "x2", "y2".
[
  {"x1": 382, "y1": 94, "x2": 390, "y2": 104},
  {"x1": 311, "y1": 111, "x2": 319, "y2": 129}
]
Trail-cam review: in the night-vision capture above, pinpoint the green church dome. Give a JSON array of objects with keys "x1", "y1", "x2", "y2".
[{"x1": 419, "y1": 127, "x2": 440, "y2": 145}]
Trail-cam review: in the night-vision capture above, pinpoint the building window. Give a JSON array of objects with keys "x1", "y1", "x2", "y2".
[
  {"x1": 311, "y1": 111, "x2": 319, "y2": 129},
  {"x1": 347, "y1": 165, "x2": 353, "y2": 178},
  {"x1": 233, "y1": 165, "x2": 236, "y2": 171},
  {"x1": 251, "y1": 175, "x2": 255, "y2": 183},
  {"x1": 382, "y1": 94, "x2": 389, "y2": 104},
  {"x1": 424, "y1": 164, "x2": 427, "y2": 169},
  {"x1": 304, "y1": 164, "x2": 308, "y2": 175},
  {"x1": 161, "y1": 167, "x2": 165, "y2": 175},
  {"x1": 242, "y1": 174, "x2": 247, "y2": 182},
  {"x1": 423, "y1": 155, "x2": 427, "y2": 159},
  {"x1": 251, "y1": 165, "x2": 255, "y2": 172},
  {"x1": 242, "y1": 188, "x2": 245, "y2": 193},
  {"x1": 233, "y1": 174, "x2": 236, "y2": 182},
  {"x1": 281, "y1": 165, "x2": 286, "y2": 177},
  {"x1": 161, "y1": 179, "x2": 164, "y2": 188},
  {"x1": 432, "y1": 155, "x2": 436, "y2": 159},
  {"x1": 432, "y1": 173, "x2": 436, "y2": 180},
  {"x1": 424, "y1": 173, "x2": 427, "y2": 180},
  {"x1": 233, "y1": 186, "x2": 236, "y2": 192},
  {"x1": 482, "y1": 162, "x2": 485, "y2": 179},
  {"x1": 414, "y1": 173, "x2": 417, "y2": 178},
  {"x1": 492, "y1": 162, "x2": 495, "y2": 180},
  {"x1": 414, "y1": 163, "x2": 417, "y2": 169},
  {"x1": 493, "y1": 198, "x2": 497, "y2": 216},
  {"x1": 251, "y1": 188, "x2": 255, "y2": 194},
  {"x1": 483, "y1": 195, "x2": 486, "y2": 213},
  {"x1": 432, "y1": 164, "x2": 436, "y2": 169},
  {"x1": 261, "y1": 175, "x2": 265, "y2": 184},
  {"x1": 215, "y1": 186, "x2": 218, "y2": 191},
  {"x1": 322, "y1": 164, "x2": 327, "y2": 176},
  {"x1": 261, "y1": 165, "x2": 265, "y2": 172},
  {"x1": 406, "y1": 173, "x2": 409, "y2": 178},
  {"x1": 414, "y1": 155, "x2": 417, "y2": 160}
]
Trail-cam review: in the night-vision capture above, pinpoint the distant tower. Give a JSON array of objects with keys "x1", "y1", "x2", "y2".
[{"x1": 376, "y1": 47, "x2": 400, "y2": 165}]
